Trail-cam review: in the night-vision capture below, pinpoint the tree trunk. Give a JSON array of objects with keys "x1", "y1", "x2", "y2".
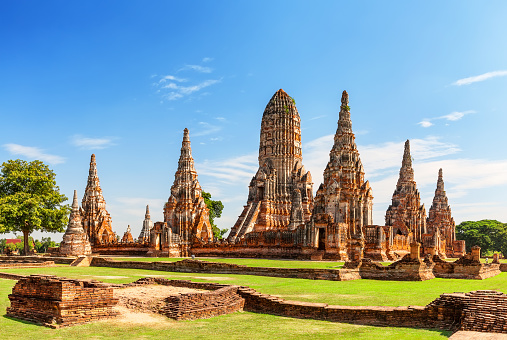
[{"x1": 23, "y1": 229, "x2": 29, "y2": 255}]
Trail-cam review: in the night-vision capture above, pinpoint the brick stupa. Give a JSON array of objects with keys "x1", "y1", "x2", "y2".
[
  {"x1": 312, "y1": 90, "x2": 373, "y2": 260},
  {"x1": 427, "y1": 168, "x2": 456, "y2": 255},
  {"x1": 138, "y1": 205, "x2": 153, "y2": 242},
  {"x1": 163, "y1": 129, "x2": 214, "y2": 255},
  {"x1": 59, "y1": 190, "x2": 92, "y2": 256},
  {"x1": 228, "y1": 89, "x2": 313, "y2": 242},
  {"x1": 385, "y1": 140, "x2": 427, "y2": 242},
  {"x1": 81, "y1": 154, "x2": 116, "y2": 245}
]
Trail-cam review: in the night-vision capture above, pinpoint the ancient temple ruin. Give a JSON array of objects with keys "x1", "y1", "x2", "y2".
[
  {"x1": 81, "y1": 154, "x2": 116, "y2": 245},
  {"x1": 310, "y1": 90, "x2": 373, "y2": 261},
  {"x1": 385, "y1": 140, "x2": 427, "y2": 242},
  {"x1": 59, "y1": 88, "x2": 464, "y2": 261},
  {"x1": 149, "y1": 128, "x2": 214, "y2": 257},
  {"x1": 138, "y1": 205, "x2": 153, "y2": 242},
  {"x1": 59, "y1": 190, "x2": 92, "y2": 256},
  {"x1": 425, "y1": 169, "x2": 465, "y2": 257},
  {"x1": 228, "y1": 89, "x2": 313, "y2": 242}
]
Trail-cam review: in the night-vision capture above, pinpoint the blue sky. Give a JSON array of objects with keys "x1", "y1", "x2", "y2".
[{"x1": 1, "y1": 1, "x2": 507, "y2": 240}]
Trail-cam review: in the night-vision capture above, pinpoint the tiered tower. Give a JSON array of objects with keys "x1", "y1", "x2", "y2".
[
  {"x1": 138, "y1": 205, "x2": 153, "y2": 242},
  {"x1": 385, "y1": 140, "x2": 426, "y2": 241},
  {"x1": 312, "y1": 91, "x2": 373, "y2": 259},
  {"x1": 81, "y1": 154, "x2": 116, "y2": 245},
  {"x1": 228, "y1": 89, "x2": 313, "y2": 242},
  {"x1": 163, "y1": 129, "x2": 214, "y2": 254},
  {"x1": 59, "y1": 190, "x2": 92, "y2": 256},
  {"x1": 121, "y1": 225, "x2": 134, "y2": 243},
  {"x1": 427, "y1": 168, "x2": 456, "y2": 251}
]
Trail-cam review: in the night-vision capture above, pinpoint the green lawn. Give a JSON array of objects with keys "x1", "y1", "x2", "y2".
[
  {"x1": 2, "y1": 265, "x2": 507, "y2": 307},
  {"x1": 0, "y1": 278, "x2": 450, "y2": 339},
  {"x1": 0, "y1": 267, "x2": 453, "y2": 339},
  {"x1": 113, "y1": 256, "x2": 348, "y2": 269},
  {"x1": 3, "y1": 264, "x2": 505, "y2": 339}
]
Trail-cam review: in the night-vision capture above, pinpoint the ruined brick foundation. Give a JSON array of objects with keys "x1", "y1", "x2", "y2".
[{"x1": 6, "y1": 275, "x2": 119, "y2": 328}]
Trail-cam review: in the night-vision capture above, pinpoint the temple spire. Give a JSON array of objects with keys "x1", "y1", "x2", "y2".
[
  {"x1": 59, "y1": 189, "x2": 92, "y2": 256},
  {"x1": 337, "y1": 90, "x2": 352, "y2": 134},
  {"x1": 145, "y1": 205, "x2": 150, "y2": 219},
  {"x1": 397, "y1": 139, "x2": 414, "y2": 183},
  {"x1": 71, "y1": 190, "x2": 79, "y2": 213},
  {"x1": 402, "y1": 140, "x2": 412, "y2": 168},
  {"x1": 89, "y1": 154, "x2": 98, "y2": 179},
  {"x1": 437, "y1": 168, "x2": 444, "y2": 191},
  {"x1": 177, "y1": 128, "x2": 196, "y2": 174},
  {"x1": 183, "y1": 128, "x2": 190, "y2": 142}
]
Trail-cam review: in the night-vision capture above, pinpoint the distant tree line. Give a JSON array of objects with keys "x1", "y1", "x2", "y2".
[
  {"x1": 456, "y1": 220, "x2": 507, "y2": 257},
  {"x1": 0, "y1": 236, "x2": 59, "y2": 255}
]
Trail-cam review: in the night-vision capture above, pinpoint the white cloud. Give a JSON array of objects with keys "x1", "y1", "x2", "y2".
[
  {"x1": 417, "y1": 110, "x2": 475, "y2": 127},
  {"x1": 160, "y1": 78, "x2": 222, "y2": 101},
  {"x1": 159, "y1": 75, "x2": 186, "y2": 83},
  {"x1": 197, "y1": 152, "x2": 258, "y2": 185},
  {"x1": 418, "y1": 120, "x2": 433, "y2": 128},
  {"x1": 192, "y1": 122, "x2": 222, "y2": 137},
  {"x1": 202, "y1": 57, "x2": 213, "y2": 63},
  {"x1": 3, "y1": 144, "x2": 65, "y2": 165},
  {"x1": 72, "y1": 135, "x2": 117, "y2": 150},
  {"x1": 180, "y1": 64, "x2": 213, "y2": 73},
  {"x1": 453, "y1": 70, "x2": 507, "y2": 86},
  {"x1": 441, "y1": 110, "x2": 475, "y2": 121},
  {"x1": 308, "y1": 115, "x2": 327, "y2": 121}
]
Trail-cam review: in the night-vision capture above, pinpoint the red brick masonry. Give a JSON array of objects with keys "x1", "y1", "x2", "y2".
[{"x1": 6, "y1": 275, "x2": 119, "y2": 328}]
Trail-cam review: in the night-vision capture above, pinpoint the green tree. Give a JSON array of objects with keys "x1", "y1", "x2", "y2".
[
  {"x1": 14, "y1": 235, "x2": 34, "y2": 252},
  {"x1": 456, "y1": 220, "x2": 507, "y2": 255},
  {"x1": 0, "y1": 159, "x2": 70, "y2": 255},
  {"x1": 0, "y1": 238, "x2": 6, "y2": 253},
  {"x1": 202, "y1": 191, "x2": 227, "y2": 239},
  {"x1": 34, "y1": 237, "x2": 58, "y2": 253}
]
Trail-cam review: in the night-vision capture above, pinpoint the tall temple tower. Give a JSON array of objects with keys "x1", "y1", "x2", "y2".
[
  {"x1": 59, "y1": 190, "x2": 92, "y2": 256},
  {"x1": 138, "y1": 205, "x2": 153, "y2": 242},
  {"x1": 81, "y1": 154, "x2": 116, "y2": 245},
  {"x1": 163, "y1": 129, "x2": 214, "y2": 254},
  {"x1": 312, "y1": 91, "x2": 373, "y2": 260},
  {"x1": 385, "y1": 140, "x2": 426, "y2": 241},
  {"x1": 228, "y1": 89, "x2": 313, "y2": 242},
  {"x1": 427, "y1": 168, "x2": 456, "y2": 253}
]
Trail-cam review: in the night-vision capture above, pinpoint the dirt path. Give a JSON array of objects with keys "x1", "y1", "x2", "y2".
[
  {"x1": 114, "y1": 284, "x2": 203, "y2": 316},
  {"x1": 450, "y1": 331, "x2": 507, "y2": 339}
]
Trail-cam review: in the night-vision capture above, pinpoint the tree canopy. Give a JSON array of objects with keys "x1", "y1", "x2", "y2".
[
  {"x1": 202, "y1": 191, "x2": 227, "y2": 239},
  {"x1": 456, "y1": 219, "x2": 507, "y2": 256},
  {"x1": 0, "y1": 159, "x2": 70, "y2": 254}
]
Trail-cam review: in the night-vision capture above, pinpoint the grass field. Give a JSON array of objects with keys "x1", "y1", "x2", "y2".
[
  {"x1": 113, "y1": 256, "x2": 348, "y2": 269},
  {"x1": 2, "y1": 262, "x2": 505, "y2": 339}
]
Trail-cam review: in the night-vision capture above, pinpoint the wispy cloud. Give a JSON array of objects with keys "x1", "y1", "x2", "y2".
[
  {"x1": 159, "y1": 75, "x2": 187, "y2": 83},
  {"x1": 418, "y1": 110, "x2": 475, "y2": 128},
  {"x1": 452, "y1": 70, "x2": 507, "y2": 86},
  {"x1": 440, "y1": 111, "x2": 475, "y2": 121},
  {"x1": 202, "y1": 57, "x2": 213, "y2": 63},
  {"x1": 180, "y1": 64, "x2": 213, "y2": 73},
  {"x1": 197, "y1": 153, "x2": 258, "y2": 185},
  {"x1": 158, "y1": 78, "x2": 222, "y2": 101},
  {"x1": 72, "y1": 135, "x2": 117, "y2": 150},
  {"x1": 3, "y1": 143, "x2": 65, "y2": 165},
  {"x1": 192, "y1": 121, "x2": 222, "y2": 137},
  {"x1": 308, "y1": 115, "x2": 327, "y2": 121},
  {"x1": 418, "y1": 120, "x2": 433, "y2": 128}
]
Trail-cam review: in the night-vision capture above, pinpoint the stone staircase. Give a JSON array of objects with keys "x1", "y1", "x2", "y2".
[{"x1": 70, "y1": 256, "x2": 91, "y2": 267}]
